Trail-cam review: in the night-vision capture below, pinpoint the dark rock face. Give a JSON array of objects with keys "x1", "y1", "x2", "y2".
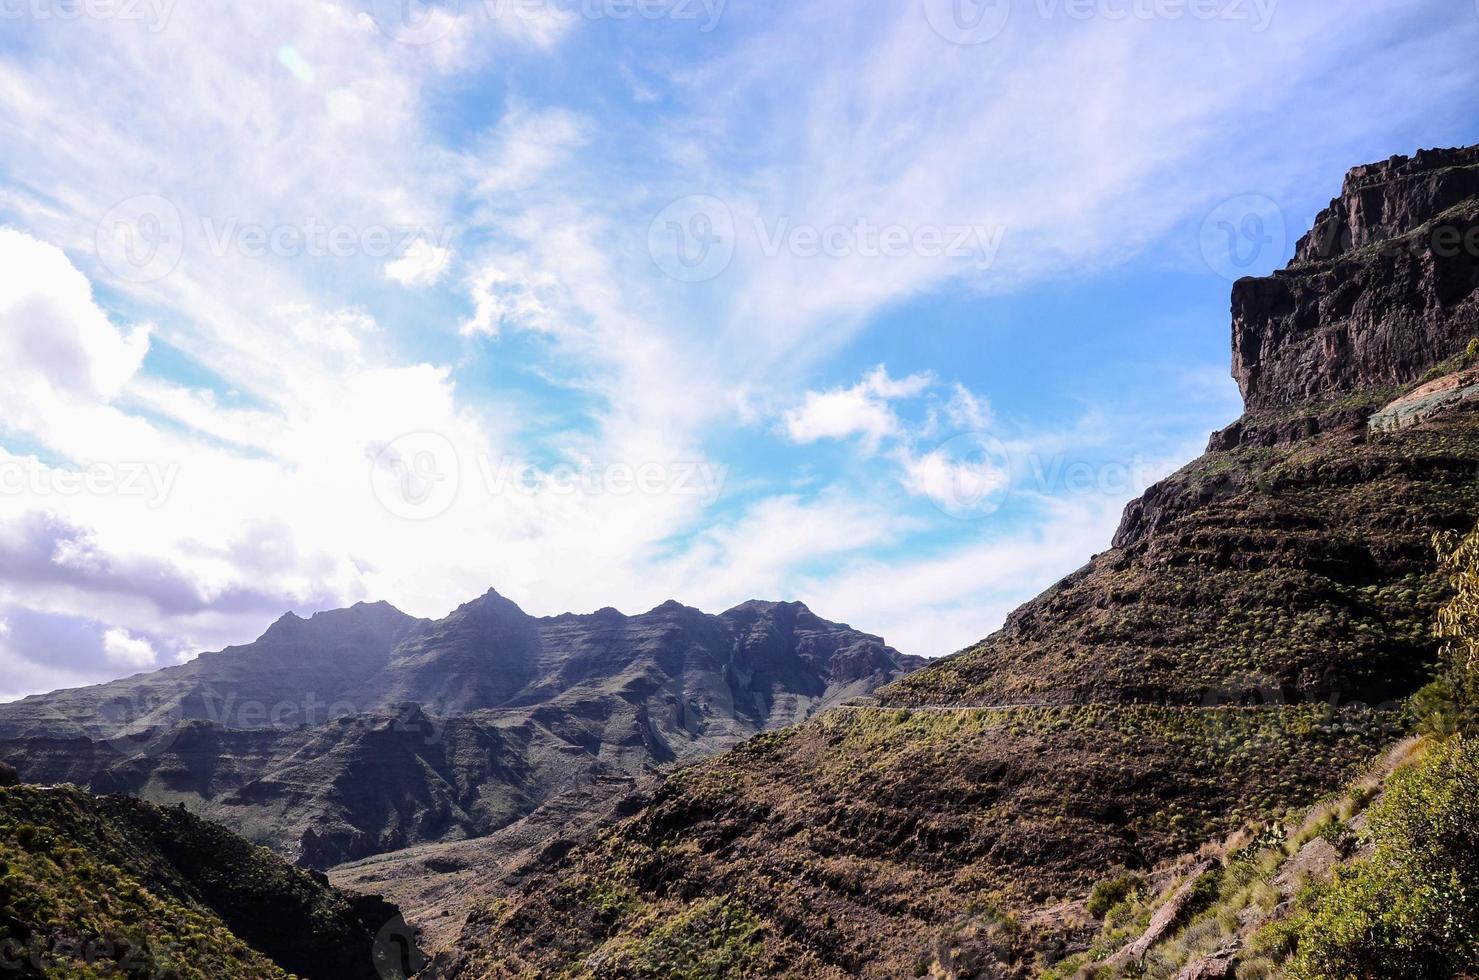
[
  {"x1": 1294, "y1": 145, "x2": 1479, "y2": 264},
  {"x1": 0, "y1": 591, "x2": 917, "y2": 867},
  {"x1": 0, "y1": 760, "x2": 18, "y2": 787},
  {"x1": 1226, "y1": 146, "x2": 1479, "y2": 426}
]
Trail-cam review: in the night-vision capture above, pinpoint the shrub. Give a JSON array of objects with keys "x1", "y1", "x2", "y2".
[
  {"x1": 1278, "y1": 736, "x2": 1479, "y2": 979},
  {"x1": 1086, "y1": 871, "x2": 1144, "y2": 919}
]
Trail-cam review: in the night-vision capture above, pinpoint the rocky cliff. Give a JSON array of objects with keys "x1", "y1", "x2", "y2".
[
  {"x1": 1219, "y1": 144, "x2": 1479, "y2": 442},
  {"x1": 879, "y1": 145, "x2": 1479, "y2": 709}
]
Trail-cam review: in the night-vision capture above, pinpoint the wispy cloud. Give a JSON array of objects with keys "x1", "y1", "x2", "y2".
[{"x1": 0, "y1": 1, "x2": 1475, "y2": 692}]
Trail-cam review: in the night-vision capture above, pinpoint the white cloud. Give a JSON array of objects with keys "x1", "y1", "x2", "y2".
[
  {"x1": 901, "y1": 448, "x2": 1010, "y2": 515},
  {"x1": 643, "y1": 493, "x2": 913, "y2": 614},
  {"x1": 101, "y1": 627, "x2": 158, "y2": 669},
  {"x1": 801, "y1": 495, "x2": 1125, "y2": 657},
  {"x1": 0, "y1": 228, "x2": 150, "y2": 408},
  {"x1": 461, "y1": 263, "x2": 566, "y2": 337},
  {"x1": 783, "y1": 366, "x2": 932, "y2": 449},
  {"x1": 941, "y1": 384, "x2": 993, "y2": 432},
  {"x1": 470, "y1": 106, "x2": 588, "y2": 198},
  {"x1": 385, "y1": 238, "x2": 453, "y2": 287}
]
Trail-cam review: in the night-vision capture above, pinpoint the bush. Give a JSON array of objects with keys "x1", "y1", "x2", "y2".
[
  {"x1": 1086, "y1": 871, "x2": 1143, "y2": 919},
  {"x1": 1278, "y1": 737, "x2": 1479, "y2": 979}
]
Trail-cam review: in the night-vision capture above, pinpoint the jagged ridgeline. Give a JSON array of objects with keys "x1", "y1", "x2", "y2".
[
  {"x1": 0, "y1": 594, "x2": 919, "y2": 869},
  {"x1": 428, "y1": 145, "x2": 1479, "y2": 978}
]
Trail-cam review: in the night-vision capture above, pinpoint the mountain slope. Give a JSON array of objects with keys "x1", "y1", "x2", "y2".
[
  {"x1": 0, "y1": 593, "x2": 920, "y2": 867},
  {"x1": 885, "y1": 144, "x2": 1479, "y2": 711},
  {"x1": 428, "y1": 144, "x2": 1479, "y2": 978},
  {"x1": 0, "y1": 779, "x2": 412, "y2": 979}
]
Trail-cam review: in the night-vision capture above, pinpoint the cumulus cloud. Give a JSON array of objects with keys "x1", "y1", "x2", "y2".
[
  {"x1": 783, "y1": 366, "x2": 933, "y2": 449},
  {"x1": 385, "y1": 238, "x2": 454, "y2": 288},
  {"x1": 901, "y1": 448, "x2": 1011, "y2": 516},
  {"x1": 0, "y1": 228, "x2": 149, "y2": 407},
  {"x1": 461, "y1": 263, "x2": 566, "y2": 336},
  {"x1": 101, "y1": 627, "x2": 158, "y2": 669}
]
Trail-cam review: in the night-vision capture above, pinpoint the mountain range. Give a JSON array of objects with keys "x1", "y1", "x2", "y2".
[{"x1": 0, "y1": 591, "x2": 921, "y2": 868}]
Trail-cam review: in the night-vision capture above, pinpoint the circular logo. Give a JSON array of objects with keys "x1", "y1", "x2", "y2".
[
  {"x1": 95, "y1": 195, "x2": 185, "y2": 284},
  {"x1": 369, "y1": 431, "x2": 460, "y2": 521},
  {"x1": 372, "y1": 915, "x2": 428, "y2": 980},
  {"x1": 648, "y1": 194, "x2": 736, "y2": 283},
  {"x1": 366, "y1": 0, "x2": 460, "y2": 46},
  {"x1": 1199, "y1": 194, "x2": 1287, "y2": 282},
  {"x1": 98, "y1": 690, "x2": 184, "y2": 760},
  {"x1": 915, "y1": 431, "x2": 1011, "y2": 520},
  {"x1": 923, "y1": 0, "x2": 1011, "y2": 44}
]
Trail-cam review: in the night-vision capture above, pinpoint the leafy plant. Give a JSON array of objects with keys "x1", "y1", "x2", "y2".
[
  {"x1": 1087, "y1": 871, "x2": 1145, "y2": 919},
  {"x1": 1274, "y1": 736, "x2": 1479, "y2": 979}
]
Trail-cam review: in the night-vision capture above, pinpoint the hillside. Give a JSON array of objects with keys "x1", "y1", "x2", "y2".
[
  {"x1": 0, "y1": 777, "x2": 412, "y2": 979},
  {"x1": 885, "y1": 144, "x2": 1479, "y2": 710},
  {"x1": 425, "y1": 145, "x2": 1479, "y2": 978},
  {"x1": 0, "y1": 593, "x2": 919, "y2": 868}
]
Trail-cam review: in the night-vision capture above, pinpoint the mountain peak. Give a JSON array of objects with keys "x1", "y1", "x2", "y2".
[
  {"x1": 452, "y1": 587, "x2": 529, "y2": 619},
  {"x1": 725, "y1": 598, "x2": 814, "y2": 616},
  {"x1": 259, "y1": 610, "x2": 306, "y2": 640},
  {"x1": 646, "y1": 599, "x2": 698, "y2": 616}
]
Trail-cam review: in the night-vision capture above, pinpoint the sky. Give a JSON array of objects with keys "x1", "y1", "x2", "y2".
[{"x1": 0, "y1": 0, "x2": 1477, "y2": 699}]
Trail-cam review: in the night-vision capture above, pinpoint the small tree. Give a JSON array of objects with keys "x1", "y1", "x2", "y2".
[{"x1": 1424, "y1": 525, "x2": 1479, "y2": 733}]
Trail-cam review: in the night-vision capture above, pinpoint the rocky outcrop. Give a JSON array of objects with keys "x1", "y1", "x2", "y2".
[
  {"x1": 1100, "y1": 861, "x2": 1215, "y2": 972},
  {"x1": 1368, "y1": 364, "x2": 1479, "y2": 430},
  {"x1": 1294, "y1": 145, "x2": 1479, "y2": 264},
  {"x1": 1223, "y1": 146, "x2": 1479, "y2": 432}
]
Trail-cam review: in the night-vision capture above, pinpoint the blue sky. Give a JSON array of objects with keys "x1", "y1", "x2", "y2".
[{"x1": 0, "y1": 0, "x2": 1477, "y2": 697}]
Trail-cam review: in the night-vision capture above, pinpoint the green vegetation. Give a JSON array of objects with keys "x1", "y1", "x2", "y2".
[
  {"x1": 1264, "y1": 737, "x2": 1479, "y2": 979},
  {"x1": 592, "y1": 898, "x2": 767, "y2": 979},
  {"x1": 1261, "y1": 522, "x2": 1479, "y2": 979},
  {"x1": 1416, "y1": 523, "x2": 1479, "y2": 735},
  {"x1": 0, "y1": 783, "x2": 399, "y2": 979},
  {"x1": 0, "y1": 785, "x2": 290, "y2": 979},
  {"x1": 1086, "y1": 871, "x2": 1145, "y2": 920},
  {"x1": 1050, "y1": 520, "x2": 1479, "y2": 979}
]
